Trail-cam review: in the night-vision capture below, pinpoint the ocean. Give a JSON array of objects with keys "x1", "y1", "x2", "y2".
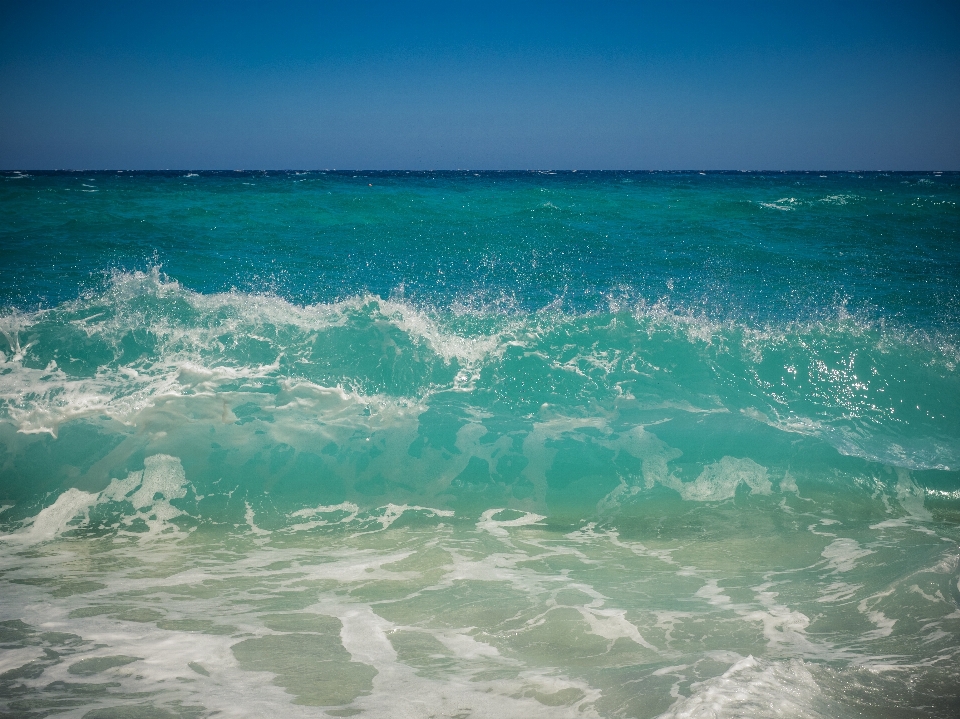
[{"x1": 1, "y1": 170, "x2": 958, "y2": 718}]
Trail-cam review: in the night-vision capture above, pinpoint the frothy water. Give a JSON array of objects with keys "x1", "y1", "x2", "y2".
[{"x1": 1, "y1": 171, "x2": 959, "y2": 717}]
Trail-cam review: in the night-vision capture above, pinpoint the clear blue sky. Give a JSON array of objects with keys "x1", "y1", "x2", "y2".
[{"x1": 1, "y1": 1, "x2": 958, "y2": 170}]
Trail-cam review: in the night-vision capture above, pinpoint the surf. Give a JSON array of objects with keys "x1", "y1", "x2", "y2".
[{"x1": 1, "y1": 172, "x2": 959, "y2": 718}]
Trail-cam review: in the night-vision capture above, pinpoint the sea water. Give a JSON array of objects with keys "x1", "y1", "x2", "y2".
[{"x1": 0, "y1": 170, "x2": 958, "y2": 718}]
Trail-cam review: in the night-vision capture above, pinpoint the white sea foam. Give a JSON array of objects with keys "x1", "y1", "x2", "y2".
[
  {"x1": 819, "y1": 194, "x2": 858, "y2": 205},
  {"x1": 858, "y1": 590, "x2": 898, "y2": 639},
  {"x1": 576, "y1": 604, "x2": 657, "y2": 651},
  {"x1": 0, "y1": 269, "x2": 515, "y2": 435},
  {"x1": 369, "y1": 503, "x2": 454, "y2": 530},
  {"x1": 0, "y1": 488, "x2": 98, "y2": 544},
  {"x1": 758, "y1": 197, "x2": 799, "y2": 211},
  {"x1": 290, "y1": 503, "x2": 456, "y2": 533},
  {"x1": 244, "y1": 501, "x2": 271, "y2": 536},
  {"x1": 477, "y1": 508, "x2": 546, "y2": 536},
  {"x1": 745, "y1": 583, "x2": 819, "y2": 655},
  {"x1": 100, "y1": 454, "x2": 189, "y2": 536},
  {"x1": 287, "y1": 502, "x2": 361, "y2": 531},
  {"x1": 656, "y1": 656, "x2": 831, "y2": 719},
  {"x1": 665, "y1": 456, "x2": 771, "y2": 502},
  {"x1": 817, "y1": 582, "x2": 863, "y2": 603},
  {"x1": 0, "y1": 453, "x2": 194, "y2": 546},
  {"x1": 821, "y1": 538, "x2": 873, "y2": 573}
]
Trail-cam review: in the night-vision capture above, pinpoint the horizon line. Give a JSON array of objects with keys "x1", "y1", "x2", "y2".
[{"x1": 2, "y1": 168, "x2": 955, "y2": 174}]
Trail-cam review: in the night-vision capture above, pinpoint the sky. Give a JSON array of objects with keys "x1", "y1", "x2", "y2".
[{"x1": 1, "y1": 1, "x2": 958, "y2": 170}]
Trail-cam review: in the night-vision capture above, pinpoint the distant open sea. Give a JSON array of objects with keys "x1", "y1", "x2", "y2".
[{"x1": 1, "y1": 170, "x2": 959, "y2": 718}]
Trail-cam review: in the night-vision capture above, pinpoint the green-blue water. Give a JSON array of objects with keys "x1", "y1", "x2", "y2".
[{"x1": 1, "y1": 171, "x2": 959, "y2": 718}]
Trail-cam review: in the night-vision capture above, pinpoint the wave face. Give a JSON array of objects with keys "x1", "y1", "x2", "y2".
[
  {"x1": 0, "y1": 267, "x2": 958, "y2": 517},
  {"x1": 1, "y1": 171, "x2": 959, "y2": 718}
]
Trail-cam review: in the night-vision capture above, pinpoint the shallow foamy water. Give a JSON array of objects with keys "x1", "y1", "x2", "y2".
[{"x1": 1, "y1": 469, "x2": 958, "y2": 718}]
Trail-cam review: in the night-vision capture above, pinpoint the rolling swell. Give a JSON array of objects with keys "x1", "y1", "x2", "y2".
[{"x1": 1, "y1": 268, "x2": 958, "y2": 529}]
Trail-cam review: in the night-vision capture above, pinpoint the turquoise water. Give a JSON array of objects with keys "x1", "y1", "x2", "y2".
[{"x1": 1, "y1": 171, "x2": 959, "y2": 718}]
